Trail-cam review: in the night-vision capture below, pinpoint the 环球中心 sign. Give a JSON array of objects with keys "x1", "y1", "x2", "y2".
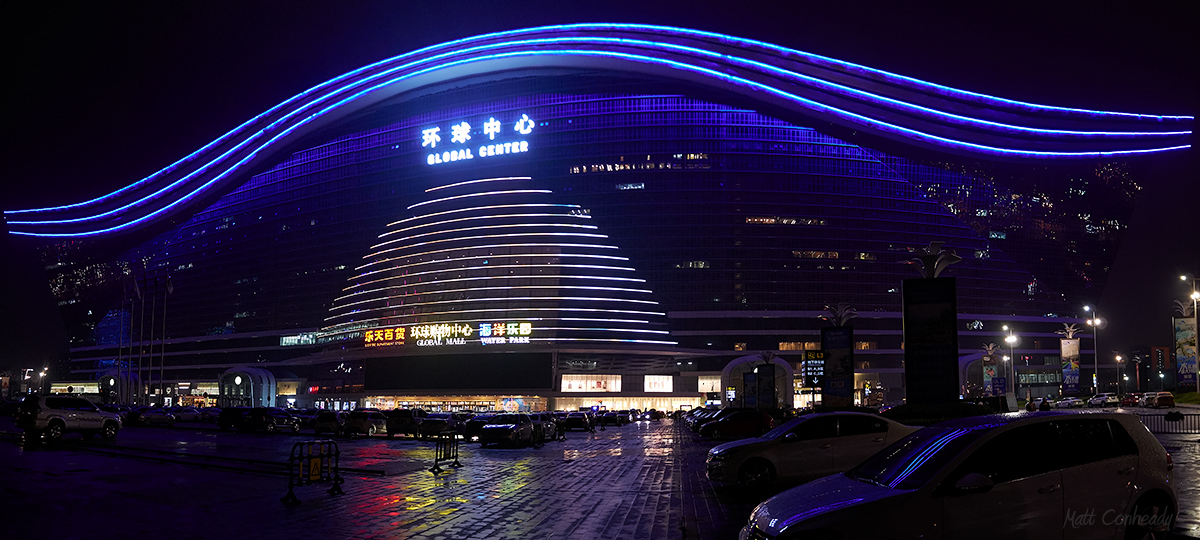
[{"x1": 422, "y1": 113, "x2": 535, "y2": 166}]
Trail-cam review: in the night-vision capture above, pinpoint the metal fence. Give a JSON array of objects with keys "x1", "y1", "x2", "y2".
[
  {"x1": 430, "y1": 432, "x2": 463, "y2": 475},
  {"x1": 1137, "y1": 412, "x2": 1200, "y2": 434},
  {"x1": 282, "y1": 440, "x2": 345, "y2": 505}
]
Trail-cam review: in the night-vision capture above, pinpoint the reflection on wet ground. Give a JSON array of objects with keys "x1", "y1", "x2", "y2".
[{"x1": 1, "y1": 416, "x2": 1197, "y2": 538}]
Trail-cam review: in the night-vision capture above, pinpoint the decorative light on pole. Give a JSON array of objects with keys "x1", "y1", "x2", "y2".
[
  {"x1": 1115, "y1": 355, "x2": 1124, "y2": 395},
  {"x1": 1084, "y1": 306, "x2": 1105, "y2": 394},
  {"x1": 1003, "y1": 325, "x2": 1019, "y2": 396}
]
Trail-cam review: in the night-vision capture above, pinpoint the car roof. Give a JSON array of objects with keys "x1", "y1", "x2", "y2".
[{"x1": 928, "y1": 410, "x2": 1127, "y2": 429}]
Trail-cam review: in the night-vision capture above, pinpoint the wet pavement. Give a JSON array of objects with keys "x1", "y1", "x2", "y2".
[{"x1": 1, "y1": 414, "x2": 1197, "y2": 539}]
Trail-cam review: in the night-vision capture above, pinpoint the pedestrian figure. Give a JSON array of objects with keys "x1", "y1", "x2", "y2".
[{"x1": 1039, "y1": 398, "x2": 1051, "y2": 411}]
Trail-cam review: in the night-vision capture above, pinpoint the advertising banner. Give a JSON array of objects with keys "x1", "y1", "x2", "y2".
[
  {"x1": 1061, "y1": 338, "x2": 1081, "y2": 395},
  {"x1": 1175, "y1": 317, "x2": 1198, "y2": 392},
  {"x1": 981, "y1": 355, "x2": 998, "y2": 397},
  {"x1": 821, "y1": 326, "x2": 855, "y2": 407}
]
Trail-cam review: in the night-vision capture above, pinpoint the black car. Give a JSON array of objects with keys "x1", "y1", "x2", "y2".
[
  {"x1": 241, "y1": 407, "x2": 300, "y2": 433},
  {"x1": 564, "y1": 412, "x2": 592, "y2": 431},
  {"x1": 464, "y1": 413, "x2": 497, "y2": 442},
  {"x1": 384, "y1": 408, "x2": 427, "y2": 437},
  {"x1": 217, "y1": 407, "x2": 250, "y2": 430},
  {"x1": 479, "y1": 413, "x2": 535, "y2": 447}
]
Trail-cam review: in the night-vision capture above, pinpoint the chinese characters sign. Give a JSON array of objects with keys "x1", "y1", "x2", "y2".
[
  {"x1": 422, "y1": 113, "x2": 535, "y2": 166},
  {"x1": 364, "y1": 321, "x2": 533, "y2": 347},
  {"x1": 479, "y1": 321, "x2": 532, "y2": 345},
  {"x1": 364, "y1": 326, "x2": 406, "y2": 348}
]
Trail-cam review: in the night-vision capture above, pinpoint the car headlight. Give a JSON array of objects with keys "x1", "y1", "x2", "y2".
[{"x1": 708, "y1": 451, "x2": 727, "y2": 461}]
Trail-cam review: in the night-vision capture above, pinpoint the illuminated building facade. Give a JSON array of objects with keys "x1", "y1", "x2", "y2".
[{"x1": 6, "y1": 25, "x2": 1190, "y2": 409}]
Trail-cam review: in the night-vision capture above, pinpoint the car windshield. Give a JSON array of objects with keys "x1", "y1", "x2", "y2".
[
  {"x1": 428, "y1": 413, "x2": 451, "y2": 419},
  {"x1": 760, "y1": 417, "x2": 805, "y2": 439},
  {"x1": 491, "y1": 414, "x2": 521, "y2": 424},
  {"x1": 848, "y1": 426, "x2": 990, "y2": 490}
]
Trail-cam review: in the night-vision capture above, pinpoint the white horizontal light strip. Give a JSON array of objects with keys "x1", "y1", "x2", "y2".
[
  {"x1": 371, "y1": 222, "x2": 599, "y2": 249},
  {"x1": 381, "y1": 213, "x2": 590, "y2": 238},
  {"x1": 319, "y1": 307, "x2": 667, "y2": 332},
  {"x1": 387, "y1": 204, "x2": 580, "y2": 227},
  {"x1": 426, "y1": 176, "x2": 531, "y2": 192},
  {"x1": 345, "y1": 263, "x2": 638, "y2": 291},
  {"x1": 365, "y1": 233, "x2": 612, "y2": 260},
  {"x1": 324, "y1": 296, "x2": 661, "y2": 322},
  {"x1": 356, "y1": 249, "x2": 629, "y2": 272},
  {"x1": 334, "y1": 275, "x2": 647, "y2": 302},
  {"x1": 529, "y1": 338, "x2": 678, "y2": 345},
  {"x1": 406, "y1": 190, "x2": 553, "y2": 210},
  {"x1": 332, "y1": 284, "x2": 655, "y2": 312},
  {"x1": 539, "y1": 327, "x2": 672, "y2": 335}
]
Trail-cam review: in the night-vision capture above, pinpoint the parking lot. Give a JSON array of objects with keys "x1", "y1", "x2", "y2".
[{"x1": 2, "y1": 409, "x2": 1197, "y2": 539}]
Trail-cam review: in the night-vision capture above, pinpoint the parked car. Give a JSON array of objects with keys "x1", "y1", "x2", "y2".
[
  {"x1": 563, "y1": 412, "x2": 592, "y2": 431},
  {"x1": 1029, "y1": 397, "x2": 1055, "y2": 410},
  {"x1": 698, "y1": 409, "x2": 775, "y2": 440},
  {"x1": 464, "y1": 413, "x2": 497, "y2": 442},
  {"x1": 1055, "y1": 397, "x2": 1084, "y2": 408},
  {"x1": 242, "y1": 407, "x2": 301, "y2": 433},
  {"x1": 740, "y1": 412, "x2": 1176, "y2": 539},
  {"x1": 16, "y1": 395, "x2": 122, "y2": 440},
  {"x1": 479, "y1": 413, "x2": 535, "y2": 447},
  {"x1": 453, "y1": 412, "x2": 476, "y2": 435},
  {"x1": 291, "y1": 408, "x2": 320, "y2": 427},
  {"x1": 1138, "y1": 393, "x2": 1156, "y2": 407},
  {"x1": 217, "y1": 407, "x2": 250, "y2": 430},
  {"x1": 140, "y1": 408, "x2": 177, "y2": 427},
  {"x1": 171, "y1": 407, "x2": 204, "y2": 422},
  {"x1": 529, "y1": 412, "x2": 558, "y2": 442},
  {"x1": 1121, "y1": 393, "x2": 1142, "y2": 407},
  {"x1": 345, "y1": 410, "x2": 388, "y2": 437},
  {"x1": 641, "y1": 409, "x2": 664, "y2": 421},
  {"x1": 417, "y1": 412, "x2": 459, "y2": 438},
  {"x1": 1087, "y1": 393, "x2": 1119, "y2": 408},
  {"x1": 385, "y1": 408, "x2": 427, "y2": 437},
  {"x1": 1147, "y1": 391, "x2": 1176, "y2": 409},
  {"x1": 707, "y1": 412, "x2": 917, "y2": 488},
  {"x1": 313, "y1": 411, "x2": 348, "y2": 436},
  {"x1": 690, "y1": 407, "x2": 754, "y2": 432}
]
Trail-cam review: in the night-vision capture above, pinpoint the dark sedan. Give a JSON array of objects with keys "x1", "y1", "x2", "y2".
[
  {"x1": 241, "y1": 407, "x2": 301, "y2": 433},
  {"x1": 563, "y1": 412, "x2": 591, "y2": 431},
  {"x1": 698, "y1": 409, "x2": 774, "y2": 440},
  {"x1": 464, "y1": 414, "x2": 497, "y2": 442},
  {"x1": 479, "y1": 413, "x2": 534, "y2": 447}
]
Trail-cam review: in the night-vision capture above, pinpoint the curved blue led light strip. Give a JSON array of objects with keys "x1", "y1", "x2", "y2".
[{"x1": 5, "y1": 23, "x2": 1190, "y2": 238}]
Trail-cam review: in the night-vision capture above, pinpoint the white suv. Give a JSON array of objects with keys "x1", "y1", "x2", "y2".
[
  {"x1": 1087, "y1": 393, "x2": 1119, "y2": 407},
  {"x1": 16, "y1": 395, "x2": 122, "y2": 440}
]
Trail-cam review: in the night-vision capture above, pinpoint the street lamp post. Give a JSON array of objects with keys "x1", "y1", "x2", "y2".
[
  {"x1": 1122, "y1": 375, "x2": 1129, "y2": 396},
  {"x1": 1158, "y1": 372, "x2": 1165, "y2": 391},
  {"x1": 1003, "y1": 325, "x2": 1019, "y2": 399},
  {"x1": 1115, "y1": 355, "x2": 1123, "y2": 395},
  {"x1": 1084, "y1": 306, "x2": 1104, "y2": 394}
]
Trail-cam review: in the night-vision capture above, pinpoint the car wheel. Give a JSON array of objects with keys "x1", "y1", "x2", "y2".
[
  {"x1": 265, "y1": 421, "x2": 276, "y2": 433},
  {"x1": 367, "y1": 426, "x2": 376, "y2": 437},
  {"x1": 713, "y1": 428, "x2": 724, "y2": 440},
  {"x1": 168, "y1": 418, "x2": 176, "y2": 427},
  {"x1": 292, "y1": 423, "x2": 300, "y2": 433},
  {"x1": 1123, "y1": 493, "x2": 1175, "y2": 540},
  {"x1": 101, "y1": 422, "x2": 119, "y2": 440},
  {"x1": 738, "y1": 459, "x2": 776, "y2": 489},
  {"x1": 45, "y1": 421, "x2": 65, "y2": 441}
]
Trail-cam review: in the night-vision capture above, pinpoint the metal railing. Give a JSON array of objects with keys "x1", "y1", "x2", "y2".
[
  {"x1": 1138, "y1": 412, "x2": 1200, "y2": 434},
  {"x1": 282, "y1": 440, "x2": 345, "y2": 505},
  {"x1": 430, "y1": 432, "x2": 463, "y2": 475}
]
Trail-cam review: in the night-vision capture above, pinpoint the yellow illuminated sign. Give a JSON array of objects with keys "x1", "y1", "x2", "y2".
[{"x1": 363, "y1": 326, "x2": 406, "y2": 347}]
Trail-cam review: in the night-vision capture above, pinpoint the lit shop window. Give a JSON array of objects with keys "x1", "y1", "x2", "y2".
[
  {"x1": 644, "y1": 375, "x2": 673, "y2": 393},
  {"x1": 560, "y1": 374, "x2": 621, "y2": 393},
  {"x1": 854, "y1": 342, "x2": 878, "y2": 350},
  {"x1": 778, "y1": 342, "x2": 821, "y2": 351},
  {"x1": 734, "y1": 342, "x2": 747, "y2": 351},
  {"x1": 698, "y1": 376, "x2": 722, "y2": 393},
  {"x1": 616, "y1": 183, "x2": 645, "y2": 190},
  {"x1": 746, "y1": 216, "x2": 797, "y2": 225},
  {"x1": 850, "y1": 252, "x2": 876, "y2": 261}
]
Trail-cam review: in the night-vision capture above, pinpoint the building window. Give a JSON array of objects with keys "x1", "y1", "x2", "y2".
[
  {"x1": 793, "y1": 251, "x2": 838, "y2": 259},
  {"x1": 560, "y1": 374, "x2": 622, "y2": 392},
  {"x1": 676, "y1": 261, "x2": 710, "y2": 269},
  {"x1": 698, "y1": 376, "x2": 721, "y2": 393},
  {"x1": 779, "y1": 341, "x2": 821, "y2": 351},
  {"x1": 644, "y1": 375, "x2": 673, "y2": 392},
  {"x1": 854, "y1": 341, "x2": 877, "y2": 350},
  {"x1": 734, "y1": 342, "x2": 747, "y2": 351}
]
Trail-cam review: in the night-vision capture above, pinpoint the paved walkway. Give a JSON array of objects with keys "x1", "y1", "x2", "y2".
[{"x1": 2, "y1": 417, "x2": 1196, "y2": 539}]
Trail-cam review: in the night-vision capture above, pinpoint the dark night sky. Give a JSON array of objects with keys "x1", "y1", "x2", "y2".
[{"x1": 2, "y1": 1, "x2": 1197, "y2": 369}]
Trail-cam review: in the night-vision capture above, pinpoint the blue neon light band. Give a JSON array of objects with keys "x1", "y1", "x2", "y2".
[{"x1": 6, "y1": 24, "x2": 1191, "y2": 237}]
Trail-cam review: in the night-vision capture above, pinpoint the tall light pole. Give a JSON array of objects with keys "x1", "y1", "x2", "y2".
[
  {"x1": 1183, "y1": 274, "x2": 1199, "y2": 315},
  {"x1": 1084, "y1": 306, "x2": 1104, "y2": 395},
  {"x1": 1115, "y1": 355, "x2": 1123, "y2": 395},
  {"x1": 1004, "y1": 327, "x2": 1019, "y2": 398}
]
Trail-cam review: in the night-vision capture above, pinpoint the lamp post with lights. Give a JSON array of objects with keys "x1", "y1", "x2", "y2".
[
  {"x1": 1003, "y1": 327, "x2": 1019, "y2": 398},
  {"x1": 1115, "y1": 355, "x2": 1124, "y2": 395},
  {"x1": 1084, "y1": 306, "x2": 1104, "y2": 394}
]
